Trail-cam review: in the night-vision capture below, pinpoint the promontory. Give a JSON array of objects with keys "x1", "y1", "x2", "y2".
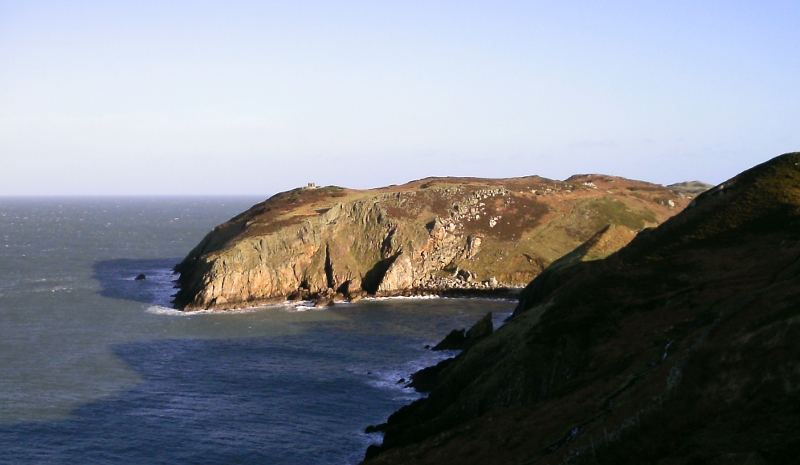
[{"x1": 174, "y1": 175, "x2": 696, "y2": 310}]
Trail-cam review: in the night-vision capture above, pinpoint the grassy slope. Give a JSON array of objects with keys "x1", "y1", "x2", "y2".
[{"x1": 364, "y1": 152, "x2": 800, "y2": 465}]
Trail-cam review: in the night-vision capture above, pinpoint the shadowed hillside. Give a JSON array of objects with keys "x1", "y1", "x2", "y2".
[{"x1": 364, "y1": 152, "x2": 800, "y2": 464}]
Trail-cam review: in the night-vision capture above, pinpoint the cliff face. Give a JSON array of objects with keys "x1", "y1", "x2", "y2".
[
  {"x1": 363, "y1": 153, "x2": 800, "y2": 464},
  {"x1": 175, "y1": 176, "x2": 692, "y2": 310}
]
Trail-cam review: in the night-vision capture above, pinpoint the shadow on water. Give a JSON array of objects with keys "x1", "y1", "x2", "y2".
[
  {"x1": 92, "y1": 258, "x2": 182, "y2": 307},
  {"x1": 0, "y1": 295, "x2": 515, "y2": 464},
  {"x1": 0, "y1": 331, "x2": 408, "y2": 465}
]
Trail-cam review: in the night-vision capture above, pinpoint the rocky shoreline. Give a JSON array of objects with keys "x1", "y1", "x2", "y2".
[{"x1": 288, "y1": 277, "x2": 524, "y2": 307}]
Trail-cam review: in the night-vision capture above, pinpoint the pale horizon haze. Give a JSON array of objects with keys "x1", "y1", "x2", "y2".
[{"x1": 1, "y1": 1, "x2": 799, "y2": 196}]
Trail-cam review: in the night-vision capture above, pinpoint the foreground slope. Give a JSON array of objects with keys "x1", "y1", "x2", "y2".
[
  {"x1": 364, "y1": 152, "x2": 800, "y2": 464},
  {"x1": 175, "y1": 175, "x2": 689, "y2": 310}
]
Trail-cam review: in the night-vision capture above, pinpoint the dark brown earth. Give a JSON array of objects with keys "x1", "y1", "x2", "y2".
[{"x1": 362, "y1": 152, "x2": 800, "y2": 465}]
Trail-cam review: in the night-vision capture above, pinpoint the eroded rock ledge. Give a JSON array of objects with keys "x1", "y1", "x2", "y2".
[{"x1": 174, "y1": 175, "x2": 692, "y2": 310}]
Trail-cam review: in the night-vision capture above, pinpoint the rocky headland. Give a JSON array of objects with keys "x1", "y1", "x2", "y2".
[
  {"x1": 362, "y1": 153, "x2": 800, "y2": 464},
  {"x1": 174, "y1": 175, "x2": 694, "y2": 310}
]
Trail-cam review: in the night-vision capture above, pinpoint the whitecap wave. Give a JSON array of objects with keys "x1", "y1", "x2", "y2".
[
  {"x1": 365, "y1": 294, "x2": 516, "y2": 303},
  {"x1": 365, "y1": 295, "x2": 442, "y2": 301},
  {"x1": 146, "y1": 302, "x2": 296, "y2": 316},
  {"x1": 145, "y1": 305, "x2": 185, "y2": 316},
  {"x1": 351, "y1": 349, "x2": 459, "y2": 401},
  {"x1": 283, "y1": 301, "x2": 317, "y2": 312},
  {"x1": 281, "y1": 299, "x2": 356, "y2": 312},
  {"x1": 50, "y1": 286, "x2": 73, "y2": 293},
  {"x1": 346, "y1": 432, "x2": 384, "y2": 465}
]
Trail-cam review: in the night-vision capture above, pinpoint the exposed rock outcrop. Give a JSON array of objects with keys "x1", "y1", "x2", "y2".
[
  {"x1": 464, "y1": 312, "x2": 493, "y2": 345},
  {"x1": 174, "y1": 176, "x2": 690, "y2": 310},
  {"x1": 362, "y1": 153, "x2": 800, "y2": 465},
  {"x1": 408, "y1": 313, "x2": 497, "y2": 394},
  {"x1": 430, "y1": 329, "x2": 466, "y2": 351},
  {"x1": 431, "y1": 312, "x2": 494, "y2": 352}
]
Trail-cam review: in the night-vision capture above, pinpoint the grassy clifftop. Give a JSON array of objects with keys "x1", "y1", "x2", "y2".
[
  {"x1": 364, "y1": 152, "x2": 800, "y2": 464},
  {"x1": 174, "y1": 174, "x2": 691, "y2": 310}
]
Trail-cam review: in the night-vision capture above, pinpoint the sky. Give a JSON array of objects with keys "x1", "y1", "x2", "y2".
[{"x1": 1, "y1": 1, "x2": 799, "y2": 196}]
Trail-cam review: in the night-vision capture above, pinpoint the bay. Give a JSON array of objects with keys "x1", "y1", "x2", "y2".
[{"x1": 0, "y1": 197, "x2": 514, "y2": 464}]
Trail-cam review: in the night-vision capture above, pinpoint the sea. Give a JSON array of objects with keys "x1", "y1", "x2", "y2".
[{"x1": 0, "y1": 197, "x2": 515, "y2": 465}]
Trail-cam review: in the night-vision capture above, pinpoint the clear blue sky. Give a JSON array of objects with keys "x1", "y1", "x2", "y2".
[{"x1": 1, "y1": 1, "x2": 798, "y2": 195}]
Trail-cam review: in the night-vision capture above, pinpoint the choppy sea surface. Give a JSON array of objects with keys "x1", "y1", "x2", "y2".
[{"x1": 0, "y1": 197, "x2": 514, "y2": 465}]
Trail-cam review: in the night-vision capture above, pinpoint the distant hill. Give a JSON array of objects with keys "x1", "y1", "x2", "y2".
[
  {"x1": 667, "y1": 180, "x2": 714, "y2": 194},
  {"x1": 175, "y1": 175, "x2": 689, "y2": 310},
  {"x1": 365, "y1": 152, "x2": 800, "y2": 464}
]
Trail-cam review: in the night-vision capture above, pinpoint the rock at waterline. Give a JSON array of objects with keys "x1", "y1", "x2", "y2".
[
  {"x1": 431, "y1": 312, "x2": 493, "y2": 351},
  {"x1": 465, "y1": 312, "x2": 493, "y2": 344},
  {"x1": 365, "y1": 423, "x2": 386, "y2": 434},
  {"x1": 135, "y1": 274, "x2": 146, "y2": 281},
  {"x1": 431, "y1": 329, "x2": 467, "y2": 351},
  {"x1": 314, "y1": 296, "x2": 334, "y2": 307}
]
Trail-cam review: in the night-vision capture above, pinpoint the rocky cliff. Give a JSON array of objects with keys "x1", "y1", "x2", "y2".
[
  {"x1": 362, "y1": 152, "x2": 800, "y2": 464},
  {"x1": 175, "y1": 175, "x2": 692, "y2": 310}
]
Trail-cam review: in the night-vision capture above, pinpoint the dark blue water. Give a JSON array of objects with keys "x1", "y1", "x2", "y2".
[{"x1": 0, "y1": 198, "x2": 514, "y2": 464}]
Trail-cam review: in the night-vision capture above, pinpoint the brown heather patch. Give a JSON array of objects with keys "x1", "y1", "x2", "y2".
[
  {"x1": 625, "y1": 185, "x2": 664, "y2": 192},
  {"x1": 382, "y1": 188, "x2": 456, "y2": 221},
  {"x1": 500, "y1": 176, "x2": 555, "y2": 193},
  {"x1": 241, "y1": 215, "x2": 318, "y2": 238},
  {"x1": 405, "y1": 176, "x2": 497, "y2": 189},
  {"x1": 214, "y1": 186, "x2": 352, "y2": 242},
  {"x1": 461, "y1": 194, "x2": 551, "y2": 241},
  {"x1": 250, "y1": 186, "x2": 348, "y2": 215}
]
